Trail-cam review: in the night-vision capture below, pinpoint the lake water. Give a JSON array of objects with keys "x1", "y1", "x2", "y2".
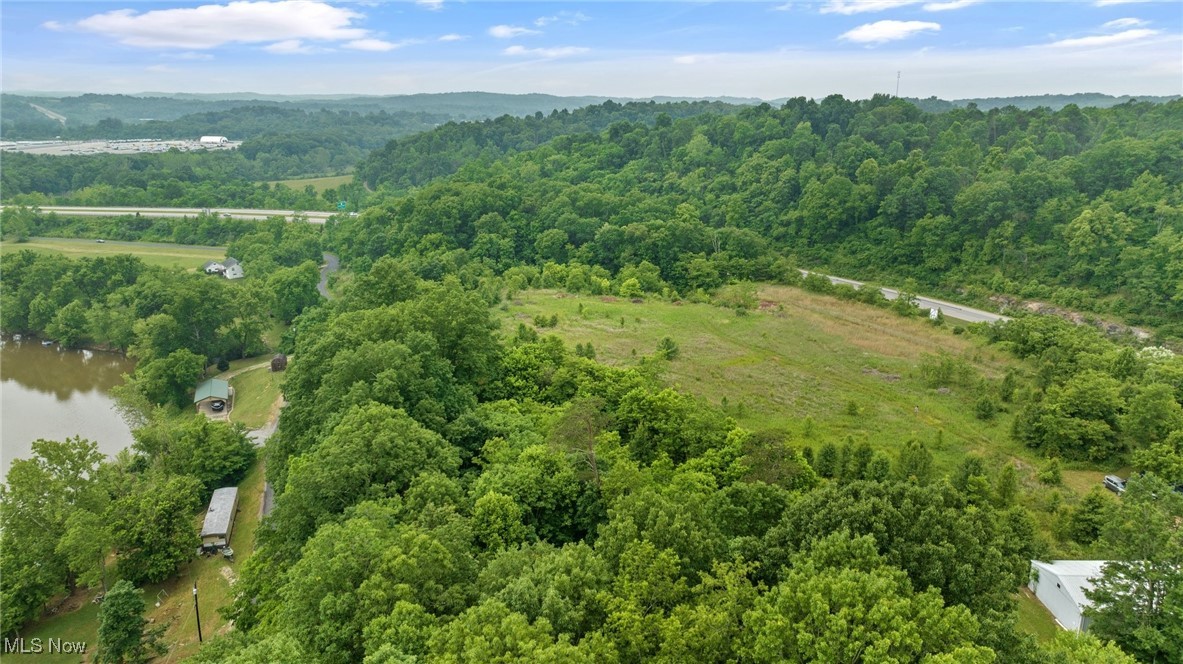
[{"x1": 0, "y1": 339, "x2": 135, "y2": 479}]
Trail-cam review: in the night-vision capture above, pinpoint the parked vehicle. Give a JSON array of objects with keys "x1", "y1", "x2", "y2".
[
  {"x1": 210, "y1": 400, "x2": 226, "y2": 412},
  {"x1": 1103, "y1": 475, "x2": 1126, "y2": 494}
]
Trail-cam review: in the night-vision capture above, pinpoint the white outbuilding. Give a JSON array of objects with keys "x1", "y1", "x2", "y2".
[
  {"x1": 199, "y1": 135, "x2": 229, "y2": 146},
  {"x1": 1028, "y1": 560, "x2": 1108, "y2": 632}
]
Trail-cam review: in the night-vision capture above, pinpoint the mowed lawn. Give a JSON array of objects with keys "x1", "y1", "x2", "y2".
[
  {"x1": 5, "y1": 457, "x2": 266, "y2": 663},
  {"x1": 501, "y1": 286, "x2": 1033, "y2": 476},
  {"x1": 229, "y1": 366, "x2": 285, "y2": 429},
  {"x1": 0, "y1": 237, "x2": 225, "y2": 271},
  {"x1": 268, "y1": 174, "x2": 353, "y2": 193}
]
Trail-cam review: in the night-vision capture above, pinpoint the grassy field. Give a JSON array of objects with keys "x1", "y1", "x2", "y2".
[
  {"x1": 501, "y1": 286, "x2": 1035, "y2": 476},
  {"x1": 1015, "y1": 588, "x2": 1062, "y2": 642},
  {"x1": 0, "y1": 237, "x2": 225, "y2": 271},
  {"x1": 268, "y1": 174, "x2": 353, "y2": 193},
  {"x1": 147, "y1": 457, "x2": 266, "y2": 661},
  {"x1": 6, "y1": 458, "x2": 266, "y2": 663},
  {"x1": 229, "y1": 366, "x2": 285, "y2": 429},
  {"x1": 3, "y1": 601, "x2": 100, "y2": 664}
]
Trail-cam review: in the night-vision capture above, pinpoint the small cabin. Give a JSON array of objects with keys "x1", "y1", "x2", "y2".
[
  {"x1": 271, "y1": 353, "x2": 288, "y2": 372},
  {"x1": 200, "y1": 487, "x2": 239, "y2": 550}
]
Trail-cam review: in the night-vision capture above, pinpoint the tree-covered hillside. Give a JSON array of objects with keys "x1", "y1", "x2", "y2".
[
  {"x1": 357, "y1": 100, "x2": 744, "y2": 191},
  {"x1": 336, "y1": 95, "x2": 1183, "y2": 334}
]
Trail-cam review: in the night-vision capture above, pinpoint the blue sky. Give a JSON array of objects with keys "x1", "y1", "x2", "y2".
[{"x1": 3, "y1": 1, "x2": 1180, "y2": 98}]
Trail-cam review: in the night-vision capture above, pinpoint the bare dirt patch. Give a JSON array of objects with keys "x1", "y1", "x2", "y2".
[{"x1": 862, "y1": 367, "x2": 901, "y2": 382}]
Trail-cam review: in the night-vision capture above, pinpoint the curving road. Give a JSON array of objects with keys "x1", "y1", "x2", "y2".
[
  {"x1": 14, "y1": 205, "x2": 337, "y2": 223},
  {"x1": 6, "y1": 205, "x2": 1008, "y2": 324},
  {"x1": 318, "y1": 252, "x2": 340, "y2": 299},
  {"x1": 799, "y1": 269, "x2": 1010, "y2": 324}
]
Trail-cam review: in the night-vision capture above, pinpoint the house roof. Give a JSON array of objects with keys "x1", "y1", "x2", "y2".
[
  {"x1": 194, "y1": 378, "x2": 229, "y2": 403},
  {"x1": 200, "y1": 487, "x2": 238, "y2": 537},
  {"x1": 202, "y1": 260, "x2": 223, "y2": 269},
  {"x1": 1032, "y1": 560, "x2": 1108, "y2": 609},
  {"x1": 223, "y1": 257, "x2": 239, "y2": 267}
]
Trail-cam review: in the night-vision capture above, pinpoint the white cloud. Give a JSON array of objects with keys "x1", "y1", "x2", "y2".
[
  {"x1": 264, "y1": 39, "x2": 318, "y2": 55},
  {"x1": 534, "y1": 11, "x2": 589, "y2": 27},
  {"x1": 416, "y1": 0, "x2": 444, "y2": 10},
  {"x1": 43, "y1": 20, "x2": 65, "y2": 31},
  {"x1": 674, "y1": 54, "x2": 717, "y2": 65},
  {"x1": 170, "y1": 52, "x2": 216, "y2": 61},
  {"x1": 1094, "y1": 0, "x2": 1148, "y2": 5},
  {"x1": 841, "y1": 20, "x2": 941, "y2": 44},
  {"x1": 1048, "y1": 28, "x2": 1160, "y2": 48},
  {"x1": 923, "y1": 0, "x2": 980, "y2": 11},
  {"x1": 503, "y1": 45, "x2": 588, "y2": 58},
  {"x1": 489, "y1": 25, "x2": 541, "y2": 39},
  {"x1": 345, "y1": 38, "x2": 406, "y2": 52},
  {"x1": 821, "y1": 0, "x2": 920, "y2": 15},
  {"x1": 67, "y1": 1, "x2": 369, "y2": 49},
  {"x1": 438, "y1": 33, "x2": 467, "y2": 42},
  {"x1": 1102, "y1": 17, "x2": 1148, "y2": 29},
  {"x1": 8, "y1": 32, "x2": 1181, "y2": 100}
]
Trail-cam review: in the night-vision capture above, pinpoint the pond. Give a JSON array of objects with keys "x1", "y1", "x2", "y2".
[{"x1": 0, "y1": 338, "x2": 135, "y2": 479}]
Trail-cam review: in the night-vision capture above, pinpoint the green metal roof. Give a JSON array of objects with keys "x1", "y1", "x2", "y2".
[{"x1": 194, "y1": 378, "x2": 229, "y2": 403}]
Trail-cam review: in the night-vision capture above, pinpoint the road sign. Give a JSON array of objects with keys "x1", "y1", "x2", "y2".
[{"x1": 337, "y1": 201, "x2": 347, "y2": 210}]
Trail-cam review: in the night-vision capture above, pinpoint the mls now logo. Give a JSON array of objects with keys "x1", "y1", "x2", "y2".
[{"x1": 3, "y1": 637, "x2": 88, "y2": 654}]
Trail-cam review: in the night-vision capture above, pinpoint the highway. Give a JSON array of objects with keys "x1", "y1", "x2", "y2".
[
  {"x1": 18, "y1": 205, "x2": 337, "y2": 223},
  {"x1": 7, "y1": 204, "x2": 1010, "y2": 324},
  {"x1": 799, "y1": 270, "x2": 1011, "y2": 324}
]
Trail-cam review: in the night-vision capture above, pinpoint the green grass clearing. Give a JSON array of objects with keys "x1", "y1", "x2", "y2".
[
  {"x1": 9, "y1": 457, "x2": 267, "y2": 663},
  {"x1": 3, "y1": 599, "x2": 100, "y2": 664},
  {"x1": 229, "y1": 366, "x2": 284, "y2": 429},
  {"x1": 1, "y1": 237, "x2": 225, "y2": 271},
  {"x1": 501, "y1": 286, "x2": 1034, "y2": 478},
  {"x1": 1015, "y1": 589, "x2": 1062, "y2": 642},
  {"x1": 145, "y1": 456, "x2": 265, "y2": 661},
  {"x1": 268, "y1": 174, "x2": 353, "y2": 193}
]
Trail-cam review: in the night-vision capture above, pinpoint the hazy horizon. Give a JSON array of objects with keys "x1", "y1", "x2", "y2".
[{"x1": 3, "y1": 1, "x2": 1180, "y2": 100}]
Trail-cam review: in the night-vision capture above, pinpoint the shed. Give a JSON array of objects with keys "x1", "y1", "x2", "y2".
[
  {"x1": 200, "y1": 487, "x2": 239, "y2": 548},
  {"x1": 194, "y1": 378, "x2": 230, "y2": 406},
  {"x1": 199, "y1": 135, "x2": 229, "y2": 146},
  {"x1": 202, "y1": 260, "x2": 225, "y2": 275},
  {"x1": 271, "y1": 353, "x2": 288, "y2": 372},
  {"x1": 1028, "y1": 560, "x2": 1108, "y2": 632}
]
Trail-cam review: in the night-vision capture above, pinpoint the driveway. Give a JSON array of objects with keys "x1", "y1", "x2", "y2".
[{"x1": 319, "y1": 252, "x2": 340, "y2": 300}]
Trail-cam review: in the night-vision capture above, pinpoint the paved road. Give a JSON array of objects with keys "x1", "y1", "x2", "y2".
[
  {"x1": 319, "y1": 252, "x2": 340, "y2": 300},
  {"x1": 10, "y1": 205, "x2": 1008, "y2": 324},
  {"x1": 799, "y1": 269, "x2": 1010, "y2": 324},
  {"x1": 15, "y1": 205, "x2": 336, "y2": 223}
]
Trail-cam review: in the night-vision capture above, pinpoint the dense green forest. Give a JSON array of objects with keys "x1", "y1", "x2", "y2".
[
  {"x1": 1, "y1": 149, "x2": 355, "y2": 209},
  {"x1": 357, "y1": 100, "x2": 745, "y2": 191},
  {"x1": 341, "y1": 95, "x2": 1183, "y2": 335},
  {"x1": 0, "y1": 91, "x2": 620, "y2": 134},
  {"x1": 3, "y1": 93, "x2": 1183, "y2": 663}
]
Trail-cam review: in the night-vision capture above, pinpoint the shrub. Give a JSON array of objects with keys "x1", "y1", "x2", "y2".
[
  {"x1": 656, "y1": 337, "x2": 679, "y2": 360},
  {"x1": 1037, "y1": 458, "x2": 1063, "y2": 486}
]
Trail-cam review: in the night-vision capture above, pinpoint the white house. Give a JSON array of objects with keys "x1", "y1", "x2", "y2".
[
  {"x1": 1028, "y1": 560, "x2": 1108, "y2": 632},
  {"x1": 202, "y1": 260, "x2": 225, "y2": 275},
  {"x1": 222, "y1": 257, "x2": 244, "y2": 280},
  {"x1": 199, "y1": 135, "x2": 229, "y2": 146}
]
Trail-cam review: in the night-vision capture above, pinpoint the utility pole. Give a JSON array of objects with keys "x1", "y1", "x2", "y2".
[
  {"x1": 896, "y1": 71, "x2": 901, "y2": 98},
  {"x1": 193, "y1": 581, "x2": 203, "y2": 643}
]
